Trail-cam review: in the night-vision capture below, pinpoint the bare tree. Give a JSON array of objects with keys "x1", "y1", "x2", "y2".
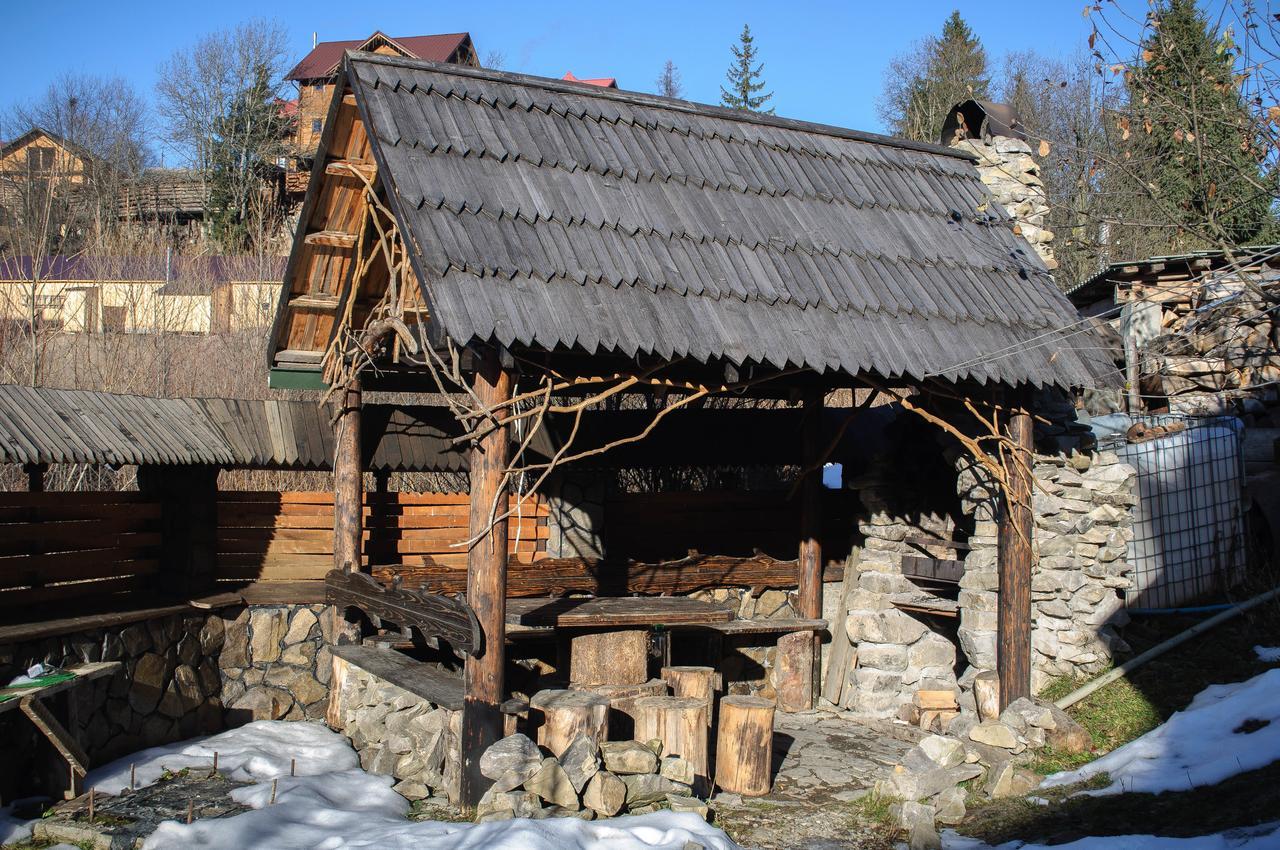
[
  {"x1": 656, "y1": 60, "x2": 683, "y2": 99},
  {"x1": 483, "y1": 50, "x2": 507, "y2": 70}
]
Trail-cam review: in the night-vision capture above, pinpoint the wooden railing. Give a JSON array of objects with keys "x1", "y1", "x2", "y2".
[
  {"x1": 0, "y1": 492, "x2": 162, "y2": 608},
  {"x1": 215, "y1": 491, "x2": 549, "y2": 583}
]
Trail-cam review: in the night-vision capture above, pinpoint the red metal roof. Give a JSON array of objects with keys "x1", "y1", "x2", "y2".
[
  {"x1": 286, "y1": 32, "x2": 470, "y2": 81},
  {"x1": 562, "y1": 72, "x2": 618, "y2": 88}
]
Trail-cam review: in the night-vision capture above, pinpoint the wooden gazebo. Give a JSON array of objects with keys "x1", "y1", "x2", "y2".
[{"x1": 267, "y1": 53, "x2": 1114, "y2": 805}]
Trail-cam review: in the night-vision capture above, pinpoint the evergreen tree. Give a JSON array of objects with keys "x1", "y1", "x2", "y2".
[
  {"x1": 1111, "y1": 0, "x2": 1274, "y2": 255},
  {"x1": 657, "y1": 60, "x2": 683, "y2": 99},
  {"x1": 878, "y1": 11, "x2": 990, "y2": 142},
  {"x1": 720, "y1": 25, "x2": 774, "y2": 114},
  {"x1": 207, "y1": 64, "x2": 292, "y2": 249}
]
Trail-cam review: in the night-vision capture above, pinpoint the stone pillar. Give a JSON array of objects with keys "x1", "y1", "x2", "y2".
[{"x1": 950, "y1": 135, "x2": 1055, "y2": 269}]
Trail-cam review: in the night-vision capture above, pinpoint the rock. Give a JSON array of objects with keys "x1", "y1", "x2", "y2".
[
  {"x1": 583, "y1": 771, "x2": 626, "y2": 816},
  {"x1": 559, "y1": 734, "x2": 600, "y2": 793},
  {"x1": 666, "y1": 794, "x2": 710, "y2": 820},
  {"x1": 934, "y1": 786, "x2": 966, "y2": 825},
  {"x1": 248, "y1": 608, "x2": 288, "y2": 663},
  {"x1": 883, "y1": 765, "x2": 958, "y2": 802},
  {"x1": 283, "y1": 608, "x2": 318, "y2": 647},
  {"x1": 480, "y1": 734, "x2": 542, "y2": 792},
  {"x1": 846, "y1": 610, "x2": 928, "y2": 645},
  {"x1": 986, "y1": 763, "x2": 1042, "y2": 799},
  {"x1": 526, "y1": 757, "x2": 579, "y2": 810},
  {"x1": 969, "y1": 721, "x2": 1019, "y2": 750},
  {"x1": 621, "y1": 773, "x2": 677, "y2": 808},
  {"x1": 909, "y1": 634, "x2": 957, "y2": 670},
  {"x1": 900, "y1": 801, "x2": 940, "y2": 850},
  {"x1": 198, "y1": 616, "x2": 225, "y2": 655},
  {"x1": 857, "y1": 642, "x2": 909, "y2": 672},
  {"x1": 229, "y1": 686, "x2": 292, "y2": 721},
  {"x1": 129, "y1": 652, "x2": 169, "y2": 714},
  {"x1": 1043, "y1": 705, "x2": 1092, "y2": 754},
  {"x1": 393, "y1": 780, "x2": 430, "y2": 801},
  {"x1": 917, "y1": 734, "x2": 966, "y2": 768},
  {"x1": 477, "y1": 789, "x2": 543, "y2": 820},
  {"x1": 660, "y1": 756, "x2": 696, "y2": 786},
  {"x1": 642, "y1": 738, "x2": 664, "y2": 756},
  {"x1": 601, "y1": 740, "x2": 658, "y2": 775}
]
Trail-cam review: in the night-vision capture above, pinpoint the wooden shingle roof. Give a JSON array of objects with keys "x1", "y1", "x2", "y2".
[{"x1": 341, "y1": 54, "x2": 1113, "y2": 389}]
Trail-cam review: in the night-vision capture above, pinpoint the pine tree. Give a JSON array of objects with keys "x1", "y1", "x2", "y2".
[
  {"x1": 878, "y1": 11, "x2": 990, "y2": 142},
  {"x1": 720, "y1": 25, "x2": 773, "y2": 114},
  {"x1": 1111, "y1": 0, "x2": 1274, "y2": 254},
  {"x1": 657, "y1": 60, "x2": 683, "y2": 99}
]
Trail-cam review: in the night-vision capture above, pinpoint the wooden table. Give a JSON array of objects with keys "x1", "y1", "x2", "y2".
[{"x1": 506, "y1": 597, "x2": 734, "y2": 686}]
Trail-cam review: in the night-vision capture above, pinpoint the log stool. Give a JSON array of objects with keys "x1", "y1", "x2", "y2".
[
  {"x1": 529, "y1": 689, "x2": 609, "y2": 756},
  {"x1": 660, "y1": 665, "x2": 720, "y2": 727},
  {"x1": 570, "y1": 628, "x2": 649, "y2": 686},
  {"x1": 634, "y1": 695, "x2": 709, "y2": 792},
  {"x1": 715, "y1": 695, "x2": 775, "y2": 796},
  {"x1": 575, "y1": 679, "x2": 668, "y2": 739}
]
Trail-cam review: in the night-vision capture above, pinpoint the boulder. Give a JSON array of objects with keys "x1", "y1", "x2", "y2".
[
  {"x1": 559, "y1": 734, "x2": 600, "y2": 794},
  {"x1": 900, "y1": 801, "x2": 941, "y2": 850},
  {"x1": 934, "y1": 786, "x2": 966, "y2": 825},
  {"x1": 969, "y1": 721, "x2": 1019, "y2": 750},
  {"x1": 846, "y1": 610, "x2": 928, "y2": 645},
  {"x1": 129, "y1": 652, "x2": 169, "y2": 714},
  {"x1": 248, "y1": 609, "x2": 288, "y2": 664},
  {"x1": 666, "y1": 794, "x2": 710, "y2": 820},
  {"x1": 660, "y1": 756, "x2": 696, "y2": 785},
  {"x1": 582, "y1": 771, "x2": 626, "y2": 816},
  {"x1": 601, "y1": 740, "x2": 658, "y2": 775},
  {"x1": 621, "y1": 773, "x2": 678, "y2": 808},
  {"x1": 480, "y1": 734, "x2": 543, "y2": 792},
  {"x1": 986, "y1": 763, "x2": 1042, "y2": 799},
  {"x1": 526, "y1": 757, "x2": 580, "y2": 810},
  {"x1": 917, "y1": 735, "x2": 966, "y2": 769}
]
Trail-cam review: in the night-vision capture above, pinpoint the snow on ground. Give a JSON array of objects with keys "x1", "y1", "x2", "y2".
[
  {"x1": 1042, "y1": 668, "x2": 1280, "y2": 796},
  {"x1": 144, "y1": 767, "x2": 739, "y2": 850},
  {"x1": 84, "y1": 720, "x2": 359, "y2": 795},
  {"x1": 0, "y1": 805, "x2": 34, "y2": 845},
  {"x1": 1254, "y1": 646, "x2": 1280, "y2": 663},
  {"x1": 72, "y1": 720, "x2": 743, "y2": 850},
  {"x1": 942, "y1": 822, "x2": 1280, "y2": 850}
]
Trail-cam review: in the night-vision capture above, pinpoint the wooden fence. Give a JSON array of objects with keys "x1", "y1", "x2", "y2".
[
  {"x1": 0, "y1": 491, "x2": 161, "y2": 608},
  {"x1": 215, "y1": 491, "x2": 549, "y2": 583}
]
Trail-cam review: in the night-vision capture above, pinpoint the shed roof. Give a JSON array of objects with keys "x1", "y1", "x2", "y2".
[{"x1": 344, "y1": 54, "x2": 1113, "y2": 389}]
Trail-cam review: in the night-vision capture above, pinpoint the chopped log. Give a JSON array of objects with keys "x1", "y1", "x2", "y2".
[
  {"x1": 530, "y1": 689, "x2": 609, "y2": 756},
  {"x1": 634, "y1": 696, "x2": 709, "y2": 792},
  {"x1": 974, "y1": 670, "x2": 1001, "y2": 722},
  {"x1": 912, "y1": 689, "x2": 958, "y2": 711},
  {"x1": 326, "y1": 651, "x2": 351, "y2": 729},
  {"x1": 574, "y1": 679, "x2": 668, "y2": 739},
  {"x1": 660, "y1": 666, "x2": 719, "y2": 726},
  {"x1": 775, "y1": 631, "x2": 814, "y2": 712},
  {"x1": 714, "y1": 695, "x2": 775, "y2": 797},
  {"x1": 569, "y1": 628, "x2": 649, "y2": 686}
]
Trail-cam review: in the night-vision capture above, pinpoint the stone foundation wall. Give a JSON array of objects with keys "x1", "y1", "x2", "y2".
[
  {"x1": 328, "y1": 659, "x2": 463, "y2": 803},
  {"x1": 218, "y1": 604, "x2": 359, "y2": 722}
]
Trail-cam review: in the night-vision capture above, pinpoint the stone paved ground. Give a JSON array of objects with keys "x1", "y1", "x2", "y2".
[{"x1": 714, "y1": 711, "x2": 923, "y2": 850}]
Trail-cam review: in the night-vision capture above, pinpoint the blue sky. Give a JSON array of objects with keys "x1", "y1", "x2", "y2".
[{"x1": 6, "y1": 1, "x2": 1119, "y2": 146}]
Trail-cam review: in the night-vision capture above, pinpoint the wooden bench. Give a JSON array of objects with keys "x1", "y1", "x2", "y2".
[{"x1": 0, "y1": 661, "x2": 122, "y2": 798}]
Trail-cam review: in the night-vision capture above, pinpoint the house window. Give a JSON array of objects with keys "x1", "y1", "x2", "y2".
[
  {"x1": 313, "y1": 82, "x2": 326, "y2": 92},
  {"x1": 27, "y1": 148, "x2": 55, "y2": 174},
  {"x1": 311, "y1": 119, "x2": 322, "y2": 134}
]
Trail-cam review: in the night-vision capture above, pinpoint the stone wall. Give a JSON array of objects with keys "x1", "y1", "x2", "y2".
[
  {"x1": 832, "y1": 439, "x2": 1136, "y2": 719},
  {"x1": 218, "y1": 604, "x2": 359, "y2": 722},
  {"x1": 950, "y1": 135, "x2": 1055, "y2": 268},
  {"x1": 328, "y1": 655, "x2": 463, "y2": 804},
  {"x1": 957, "y1": 450, "x2": 1135, "y2": 695}
]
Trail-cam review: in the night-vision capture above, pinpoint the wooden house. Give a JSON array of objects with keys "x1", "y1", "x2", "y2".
[
  {"x1": 283, "y1": 31, "x2": 479, "y2": 195},
  {"x1": 0, "y1": 128, "x2": 99, "y2": 215},
  {"x1": 267, "y1": 53, "x2": 1114, "y2": 805}
]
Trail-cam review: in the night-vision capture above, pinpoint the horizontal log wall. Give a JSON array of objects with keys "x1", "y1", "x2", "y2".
[
  {"x1": 215, "y1": 491, "x2": 549, "y2": 583},
  {"x1": 0, "y1": 492, "x2": 162, "y2": 607}
]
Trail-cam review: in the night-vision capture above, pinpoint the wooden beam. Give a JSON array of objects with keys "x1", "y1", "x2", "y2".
[
  {"x1": 460, "y1": 348, "x2": 513, "y2": 808},
  {"x1": 20, "y1": 696, "x2": 88, "y2": 798},
  {"x1": 997, "y1": 388, "x2": 1033, "y2": 711},
  {"x1": 334, "y1": 375, "x2": 363, "y2": 573},
  {"x1": 304, "y1": 230, "x2": 358, "y2": 248}
]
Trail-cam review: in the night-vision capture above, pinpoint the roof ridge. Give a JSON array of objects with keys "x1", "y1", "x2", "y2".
[{"x1": 346, "y1": 52, "x2": 976, "y2": 163}]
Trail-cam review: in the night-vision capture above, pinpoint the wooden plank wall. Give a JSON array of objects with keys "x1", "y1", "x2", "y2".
[
  {"x1": 0, "y1": 492, "x2": 162, "y2": 608},
  {"x1": 215, "y1": 491, "x2": 549, "y2": 583}
]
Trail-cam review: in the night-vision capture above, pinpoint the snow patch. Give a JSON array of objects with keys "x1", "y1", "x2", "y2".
[
  {"x1": 1042, "y1": 668, "x2": 1280, "y2": 796},
  {"x1": 0, "y1": 804, "x2": 35, "y2": 845},
  {"x1": 942, "y1": 822, "x2": 1280, "y2": 849},
  {"x1": 85, "y1": 720, "x2": 359, "y2": 795},
  {"x1": 1254, "y1": 646, "x2": 1280, "y2": 663}
]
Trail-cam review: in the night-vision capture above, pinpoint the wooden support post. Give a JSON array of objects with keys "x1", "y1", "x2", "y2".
[
  {"x1": 24, "y1": 463, "x2": 46, "y2": 492},
  {"x1": 714, "y1": 695, "x2": 775, "y2": 796},
  {"x1": 997, "y1": 389, "x2": 1034, "y2": 711},
  {"x1": 791, "y1": 387, "x2": 824, "y2": 709},
  {"x1": 333, "y1": 374, "x2": 363, "y2": 573},
  {"x1": 461, "y1": 348, "x2": 513, "y2": 807}
]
